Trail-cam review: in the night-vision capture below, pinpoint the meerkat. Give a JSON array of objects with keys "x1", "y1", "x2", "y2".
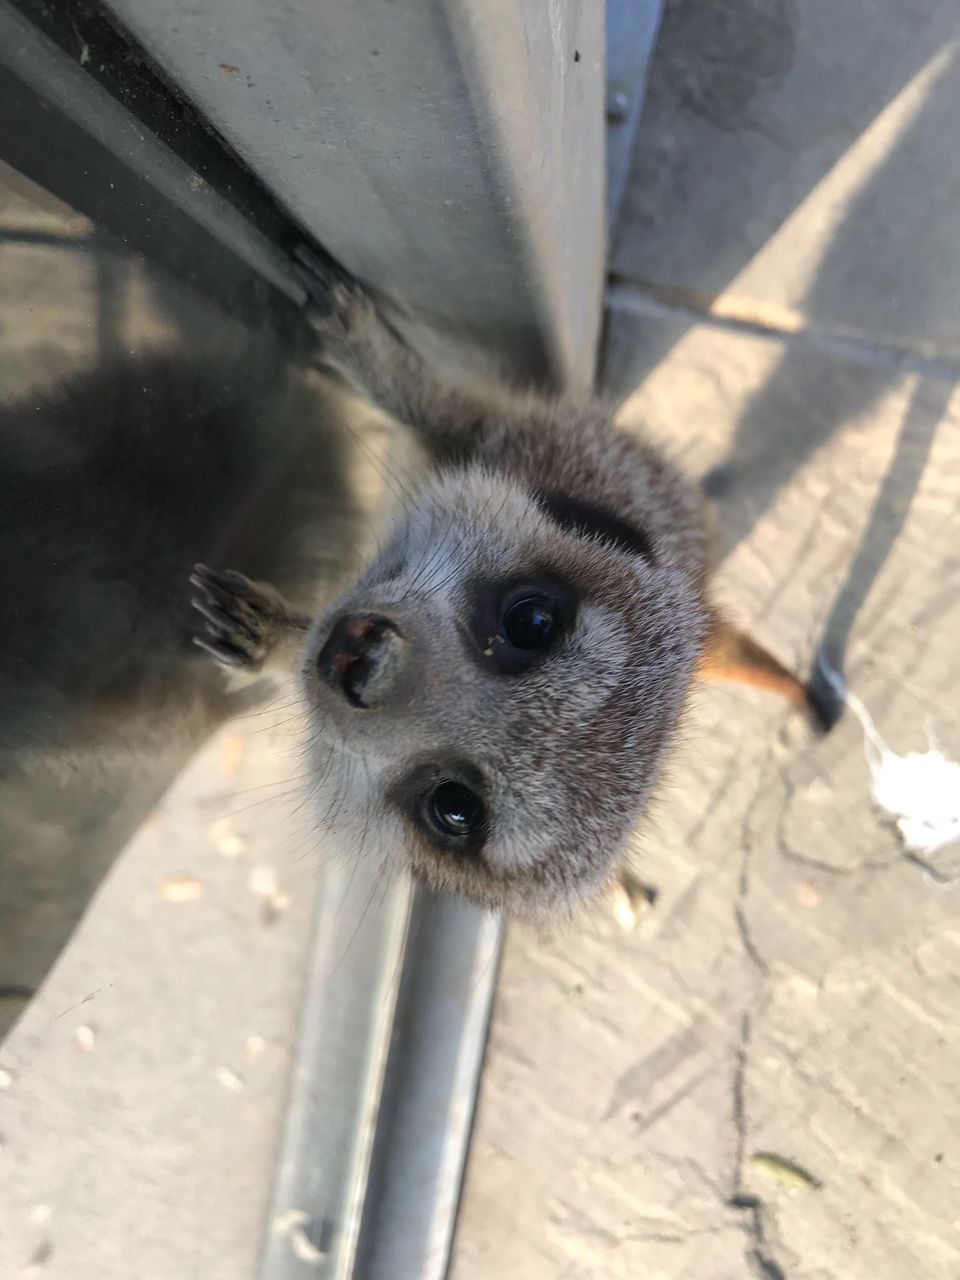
[{"x1": 190, "y1": 261, "x2": 823, "y2": 917}]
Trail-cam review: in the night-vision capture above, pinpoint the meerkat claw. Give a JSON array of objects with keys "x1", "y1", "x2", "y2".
[{"x1": 189, "y1": 564, "x2": 276, "y2": 672}]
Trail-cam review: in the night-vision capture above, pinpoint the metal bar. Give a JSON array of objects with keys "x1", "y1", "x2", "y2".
[
  {"x1": 0, "y1": 0, "x2": 306, "y2": 335},
  {"x1": 260, "y1": 868, "x2": 415, "y2": 1279},
  {"x1": 605, "y1": 0, "x2": 664, "y2": 235},
  {"x1": 352, "y1": 889, "x2": 503, "y2": 1280},
  {"x1": 99, "y1": 0, "x2": 606, "y2": 388}
]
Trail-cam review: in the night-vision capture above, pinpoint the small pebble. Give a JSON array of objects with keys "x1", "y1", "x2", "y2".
[
  {"x1": 805, "y1": 776, "x2": 832, "y2": 801},
  {"x1": 611, "y1": 884, "x2": 639, "y2": 931},
  {"x1": 160, "y1": 875, "x2": 204, "y2": 902},
  {"x1": 29, "y1": 1204, "x2": 51, "y2": 1226},
  {"x1": 795, "y1": 880, "x2": 821, "y2": 908},
  {"x1": 74, "y1": 1025, "x2": 96, "y2": 1053},
  {"x1": 245, "y1": 1035, "x2": 267, "y2": 1063},
  {"x1": 0, "y1": 1066, "x2": 15, "y2": 1089},
  {"x1": 215, "y1": 1066, "x2": 245, "y2": 1093},
  {"x1": 208, "y1": 817, "x2": 247, "y2": 858},
  {"x1": 611, "y1": 873, "x2": 657, "y2": 932},
  {"x1": 249, "y1": 866, "x2": 278, "y2": 898}
]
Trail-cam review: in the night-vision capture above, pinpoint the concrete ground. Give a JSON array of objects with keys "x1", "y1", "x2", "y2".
[
  {"x1": 0, "y1": 711, "x2": 324, "y2": 1279},
  {"x1": 451, "y1": 3, "x2": 960, "y2": 1278}
]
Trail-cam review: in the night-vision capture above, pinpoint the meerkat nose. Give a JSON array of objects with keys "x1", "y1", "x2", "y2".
[{"x1": 315, "y1": 613, "x2": 406, "y2": 709}]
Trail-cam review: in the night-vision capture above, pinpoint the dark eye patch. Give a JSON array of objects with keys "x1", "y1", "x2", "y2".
[
  {"x1": 461, "y1": 570, "x2": 577, "y2": 675},
  {"x1": 388, "y1": 759, "x2": 490, "y2": 857},
  {"x1": 534, "y1": 490, "x2": 654, "y2": 563}
]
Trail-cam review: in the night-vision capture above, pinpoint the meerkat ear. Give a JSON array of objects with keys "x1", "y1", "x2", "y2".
[{"x1": 698, "y1": 609, "x2": 832, "y2": 730}]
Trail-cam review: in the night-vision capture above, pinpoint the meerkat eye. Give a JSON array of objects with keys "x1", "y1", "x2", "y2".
[
  {"x1": 425, "y1": 780, "x2": 485, "y2": 842},
  {"x1": 465, "y1": 572, "x2": 576, "y2": 675},
  {"x1": 392, "y1": 761, "x2": 489, "y2": 852},
  {"x1": 501, "y1": 595, "x2": 559, "y2": 650}
]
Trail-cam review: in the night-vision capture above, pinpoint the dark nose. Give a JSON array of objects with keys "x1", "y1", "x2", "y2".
[{"x1": 316, "y1": 613, "x2": 405, "y2": 709}]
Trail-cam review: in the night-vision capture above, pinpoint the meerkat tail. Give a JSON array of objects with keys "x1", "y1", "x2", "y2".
[{"x1": 698, "y1": 613, "x2": 828, "y2": 730}]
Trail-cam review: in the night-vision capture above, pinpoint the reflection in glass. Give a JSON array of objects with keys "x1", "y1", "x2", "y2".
[{"x1": 0, "y1": 161, "x2": 387, "y2": 1033}]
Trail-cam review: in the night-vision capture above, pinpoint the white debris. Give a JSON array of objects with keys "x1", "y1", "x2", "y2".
[
  {"x1": 611, "y1": 883, "x2": 639, "y2": 932},
  {"x1": 291, "y1": 1222, "x2": 327, "y2": 1263},
  {"x1": 73, "y1": 1025, "x2": 96, "y2": 1053},
  {"x1": 214, "y1": 1066, "x2": 245, "y2": 1093},
  {"x1": 250, "y1": 866, "x2": 291, "y2": 923},
  {"x1": 249, "y1": 866, "x2": 278, "y2": 898},
  {"x1": 610, "y1": 872, "x2": 656, "y2": 931},
  {"x1": 159, "y1": 875, "x2": 204, "y2": 902},
  {"x1": 207, "y1": 815, "x2": 246, "y2": 858},
  {"x1": 245, "y1": 1035, "x2": 267, "y2": 1063},
  {"x1": 794, "y1": 881, "x2": 822, "y2": 908},
  {"x1": 273, "y1": 1208, "x2": 328, "y2": 1259},
  {"x1": 273, "y1": 1208, "x2": 309, "y2": 1234},
  {"x1": 819, "y1": 658, "x2": 960, "y2": 860}
]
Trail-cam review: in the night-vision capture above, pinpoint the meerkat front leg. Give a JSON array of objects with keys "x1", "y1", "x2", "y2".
[
  {"x1": 295, "y1": 247, "x2": 500, "y2": 456},
  {"x1": 189, "y1": 564, "x2": 310, "y2": 675}
]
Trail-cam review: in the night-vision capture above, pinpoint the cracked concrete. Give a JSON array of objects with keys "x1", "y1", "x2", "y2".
[{"x1": 451, "y1": 3, "x2": 960, "y2": 1277}]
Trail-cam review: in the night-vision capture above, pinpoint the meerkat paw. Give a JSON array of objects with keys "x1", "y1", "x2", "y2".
[
  {"x1": 294, "y1": 247, "x2": 377, "y2": 346},
  {"x1": 189, "y1": 564, "x2": 297, "y2": 671}
]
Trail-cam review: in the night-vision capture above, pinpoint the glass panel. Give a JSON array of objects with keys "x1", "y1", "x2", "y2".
[
  {"x1": 0, "y1": 45, "x2": 407, "y2": 1271},
  {"x1": 0, "y1": 156, "x2": 384, "y2": 1022}
]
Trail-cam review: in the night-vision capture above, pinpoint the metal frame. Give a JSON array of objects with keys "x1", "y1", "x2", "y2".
[
  {"x1": 0, "y1": 0, "x2": 306, "y2": 340},
  {"x1": 605, "y1": 0, "x2": 664, "y2": 235},
  {"x1": 96, "y1": 0, "x2": 606, "y2": 388}
]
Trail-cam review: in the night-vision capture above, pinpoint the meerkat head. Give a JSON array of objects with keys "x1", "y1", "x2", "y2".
[{"x1": 300, "y1": 418, "x2": 709, "y2": 917}]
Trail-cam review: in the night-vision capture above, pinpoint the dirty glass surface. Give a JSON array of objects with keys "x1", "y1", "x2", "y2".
[
  {"x1": 0, "y1": 154, "x2": 375, "y2": 1034},
  {"x1": 0, "y1": 6, "x2": 416, "y2": 1273}
]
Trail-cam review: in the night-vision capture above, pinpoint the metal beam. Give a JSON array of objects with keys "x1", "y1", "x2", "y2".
[{"x1": 100, "y1": 0, "x2": 606, "y2": 387}]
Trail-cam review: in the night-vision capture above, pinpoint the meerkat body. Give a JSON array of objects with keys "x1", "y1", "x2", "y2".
[{"x1": 192, "y1": 275, "x2": 820, "y2": 916}]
